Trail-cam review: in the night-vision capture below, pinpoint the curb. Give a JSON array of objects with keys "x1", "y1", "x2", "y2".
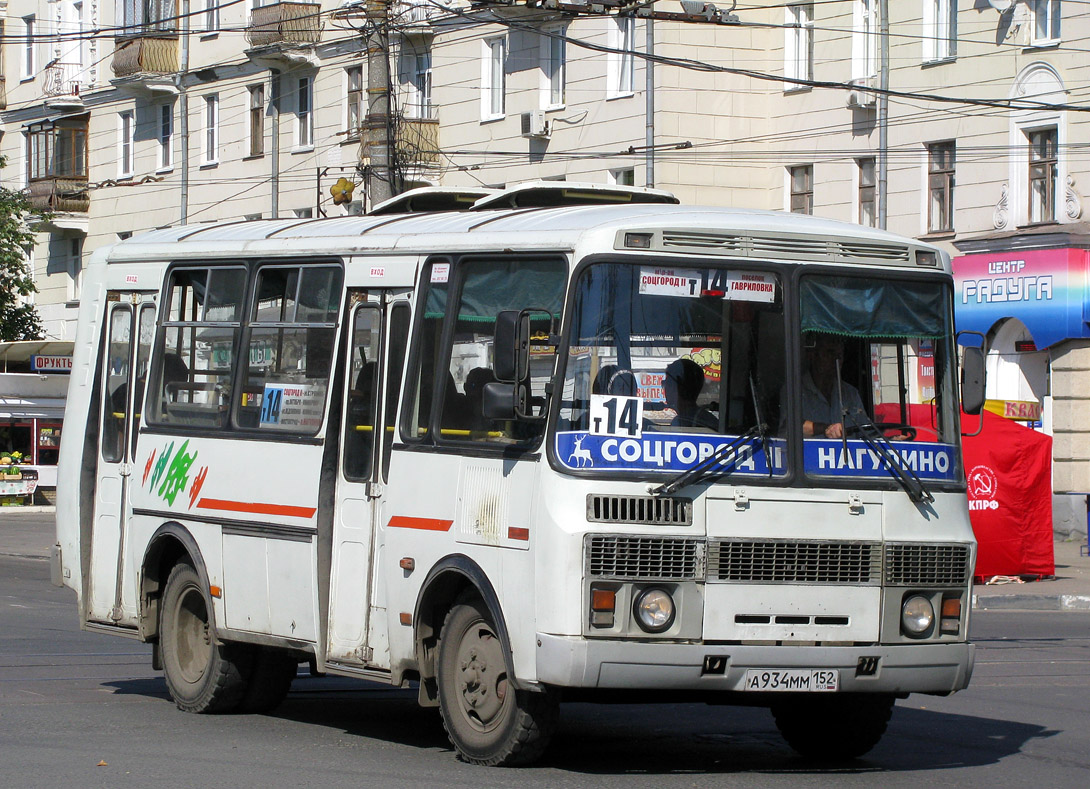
[
  {"x1": 0, "y1": 506, "x2": 56, "y2": 514},
  {"x1": 972, "y1": 593, "x2": 1090, "y2": 612},
  {"x1": 0, "y1": 551, "x2": 48, "y2": 561}
]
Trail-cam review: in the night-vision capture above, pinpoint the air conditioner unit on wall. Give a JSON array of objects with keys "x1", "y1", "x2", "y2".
[
  {"x1": 846, "y1": 77, "x2": 877, "y2": 109},
  {"x1": 521, "y1": 110, "x2": 551, "y2": 139}
]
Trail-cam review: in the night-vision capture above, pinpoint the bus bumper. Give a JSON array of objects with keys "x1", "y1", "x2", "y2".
[{"x1": 534, "y1": 634, "x2": 975, "y2": 695}]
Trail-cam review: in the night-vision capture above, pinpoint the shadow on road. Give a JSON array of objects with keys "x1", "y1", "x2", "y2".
[{"x1": 104, "y1": 673, "x2": 1056, "y2": 774}]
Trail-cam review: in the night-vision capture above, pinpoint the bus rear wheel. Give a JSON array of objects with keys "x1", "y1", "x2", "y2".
[
  {"x1": 160, "y1": 561, "x2": 249, "y2": 714},
  {"x1": 771, "y1": 694, "x2": 895, "y2": 760},
  {"x1": 437, "y1": 599, "x2": 558, "y2": 766}
]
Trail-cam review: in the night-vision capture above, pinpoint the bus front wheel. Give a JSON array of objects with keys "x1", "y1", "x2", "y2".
[
  {"x1": 436, "y1": 598, "x2": 558, "y2": 766},
  {"x1": 771, "y1": 694, "x2": 895, "y2": 760},
  {"x1": 160, "y1": 561, "x2": 249, "y2": 714}
]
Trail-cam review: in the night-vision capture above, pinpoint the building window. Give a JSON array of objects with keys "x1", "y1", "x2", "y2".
[
  {"x1": 158, "y1": 104, "x2": 173, "y2": 170},
  {"x1": 293, "y1": 207, "x2": 313, "y2": 219},
  {"x1": 481, "y1": 36, "x2": 506, "y2": 120},
  {"x1": 297, "y1": 76, "x2": 313, "y2": 148},
  {"x1": 784, "y1": 4, "x2": 813, "y2": 87},
  {"x1": 203, "y1": 94, "x2": 219, "y2": 165},
  {"x1": 927, "y1": 141, "x2": 955, "y2": 233},
  {"x1": 22, "y1": 16, "x2": 36, "y2": 79},
  {"x1": 27, "y1": 119, "x2": 87, "y2": 181},
  {"x1": 409, "y1": 52, "x2": 432, "y2": 119},
  {"x1": 346, "y1": 67, "x2": 363, "y2": 138},
  {"x1": 609, "y1": 15, "x2": 636, "y2": 97},
  {"x1": 923, "y1": 0, "x2": 957, "y2": 62},
  {"x1": 67, "y1": 237, "x2": 83, "y2": 302},
  {"x1": 119, "y1": 111, "x2": 135, "y2": 178},
  {"x1": 1027, "y1": 128, "x2": 1057, "y2": 224},
  {"x1": 857, "y1": 157, "x2": 876, "y2": 227},
  {"x1": 852, "y1": 0, "x2": 877, "y2": 80},
  {"x1": 200, "y1": 0, "x2": 220, "y2": 32},
  {"x1": 610, "y1": 167, "x2": 635, "y2": 187},
  {"x1": 1031, "y1": 0, "x2": 1060, "y2": 46},
  {"x1": 249, "y1": 84, "x2": 264, "y2": 157},
  {"x1": 789, "y1": 165, "x2": 813, "y2": 214},
  {"x1": 541, "y1": 28, "x2": 566, "y2": 109}
]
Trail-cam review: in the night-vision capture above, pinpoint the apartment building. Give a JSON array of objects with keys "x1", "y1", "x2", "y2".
[{"x1": 1, "y1": 1, "x2": 1088, "y2": 515}]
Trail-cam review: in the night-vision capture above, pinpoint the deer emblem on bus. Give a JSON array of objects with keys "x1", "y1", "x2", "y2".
[{"x1": 569, "y1": 435, "x2": 594, "y2": 468}]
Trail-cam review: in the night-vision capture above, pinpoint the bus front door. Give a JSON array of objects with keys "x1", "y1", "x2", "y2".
[
  {"x1": 327, "y1": 293, "x2": 410, "y2": 669},
  {"x1": 88, "y1": 295, "x2": 156, "y2": 625}
]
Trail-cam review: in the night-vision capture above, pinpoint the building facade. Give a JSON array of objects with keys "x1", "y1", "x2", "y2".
[{"x1": 1, "y1": 1, "x2": 1088, "y2": 520}]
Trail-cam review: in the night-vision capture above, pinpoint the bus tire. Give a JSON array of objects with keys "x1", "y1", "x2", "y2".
[
  {"x1": 160, "y1": 561, "x2": 248, "y2": 714},
  {"x1": 771, "y1": 694, "x2": 895, "y2": 760},
  {"x1": 239, "y1": 648, "x2": 298, "y2": 714},
  {"x1": 437, "y1": 598, "x2": 558, "y2": 766}
]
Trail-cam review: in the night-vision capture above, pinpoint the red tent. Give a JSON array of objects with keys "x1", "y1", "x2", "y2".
[{"x1": 961, "y1": 410, "x2": 1054, "y2": 578}]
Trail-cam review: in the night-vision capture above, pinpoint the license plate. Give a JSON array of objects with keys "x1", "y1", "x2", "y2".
[{"x1": 744, "y1": 669, "x2": 839, "y2": 692}]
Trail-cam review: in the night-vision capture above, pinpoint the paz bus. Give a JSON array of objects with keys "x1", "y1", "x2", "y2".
[{"x1": 55, "y1": 183, "x2": 984, "y2": 766}]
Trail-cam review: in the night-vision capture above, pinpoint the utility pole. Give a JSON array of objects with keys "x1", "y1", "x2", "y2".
[
  {"x1": 877, "y1": 0, "x2": 889, "y2": 230},
  {"x1": 645, "y1": 17, "x2": 654, "y2": 188},
  {"x1": 365, "y1": 0, "x2": 394, "y2": 205}
]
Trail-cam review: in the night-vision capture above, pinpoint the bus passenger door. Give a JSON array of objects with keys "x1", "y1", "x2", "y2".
[
  {"x1": 88, "y1": 295, "x2": 156, "y2": 625},
  {"x1": 327, "y1": 293, "x2": 410, "y2": 668}
]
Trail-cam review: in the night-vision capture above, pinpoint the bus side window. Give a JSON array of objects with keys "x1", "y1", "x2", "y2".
[
  {"x1": 436, "y1": 257, "x2": 566, "y2": 445},
  {"x1": 150, "y1": 267, "x2": 245, "y2": 429},
  {"x1": 240, "y1": 264, "x2": 343, "y2": 434},
  {"x1": 343, "y1": 305, "x2": 381, "y2": 481},
  {"x1": 382, "y1": 304, "x2": 411, "y2": 480},
  {"x1": 102, "y1": 306, "x2": 133, "y2": 463}
]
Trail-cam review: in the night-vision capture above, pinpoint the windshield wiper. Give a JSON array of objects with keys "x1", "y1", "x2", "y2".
[
  {"x1": 652, "y1": 378, "x2": 770, "y2": 496},
  {"x1": 842, "y1": 407, "x2": 934, "y2": 505},
  {"x1": 650, "y1": 423, "x2": 765, "y2": 496}
]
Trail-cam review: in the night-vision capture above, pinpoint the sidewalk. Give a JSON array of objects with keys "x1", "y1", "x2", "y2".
[{"x1": 3, "y1": 506, "x2": 1088, "y2": 611}]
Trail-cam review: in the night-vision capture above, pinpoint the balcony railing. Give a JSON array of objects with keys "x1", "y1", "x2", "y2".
[
  {"x1": 0, "y1": 76, "x2": 6, "y2": 111},
  {"x1": 44, "y1": 63, "x2": 84, "y2": 101},
  {"x1": 28, "y1": 177, "x2": 90, "y2": 213},
  {"x1": 247, "y1": 3, "x2": 323, "y2": 48},
  {"x1": 392, "y1": 0, "x2": 441, "y2": 26},
  {"x1": 112, "y1": 34, "x2": 180, "y2": 77},
  {"x1": 397, "y1": 113, "x2": 439, "y2": 165}
]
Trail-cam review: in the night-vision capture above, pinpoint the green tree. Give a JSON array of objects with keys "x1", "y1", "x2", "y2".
[{"x1": 0, "y1": 155, "x2": 44, "y2": 341}]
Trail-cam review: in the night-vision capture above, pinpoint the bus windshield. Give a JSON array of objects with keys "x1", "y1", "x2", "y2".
[
  {"x1": 554, "y1": 262, "x2": 960, "y2": 491},
  {"x1": 797, "y1": 274, "x2": 960, "y2": 487},
  {"x1": 556, "y1": 261, "x2": 787, "y2": 478}
]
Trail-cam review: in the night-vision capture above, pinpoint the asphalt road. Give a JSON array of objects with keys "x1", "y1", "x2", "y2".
[{"x1": 3, "y1": 553, "x2": 1089, "y2": 788}]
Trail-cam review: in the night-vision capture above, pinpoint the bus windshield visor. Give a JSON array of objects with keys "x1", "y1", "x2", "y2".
[
  {"x1": 797, "y1": 274, "x2": 960, "y2": 486},
  {"x1": 556, "y1": 262, "x2": 787, "y2": 479}
]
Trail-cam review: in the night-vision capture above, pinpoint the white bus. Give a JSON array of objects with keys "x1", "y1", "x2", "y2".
[{"x1": 56, "y1": 184, "x2": 984, "y2": 766}]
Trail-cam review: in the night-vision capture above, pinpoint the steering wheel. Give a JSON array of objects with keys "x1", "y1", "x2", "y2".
[{"x1": 843, "y1": 423, "x2": 917, "y2": 441}]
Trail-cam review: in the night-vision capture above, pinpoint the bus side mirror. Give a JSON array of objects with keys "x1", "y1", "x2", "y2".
[
  {"x1": 494, "y1": 310, "x2": 530, "y2": 383},
  {"x1": 960, "y1": 345, "x2": 986, "y2": 415},
  {"x1": 482, "y1": 380, "x2": 521, "y2": 420}
]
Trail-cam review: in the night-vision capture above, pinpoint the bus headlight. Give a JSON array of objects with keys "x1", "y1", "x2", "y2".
[
  {"x1": 901, "y1": 594, "x2": 935, "y2": 638},
  {"x1": 634, "y1": 588, "x2": 676, "y2": 633}
]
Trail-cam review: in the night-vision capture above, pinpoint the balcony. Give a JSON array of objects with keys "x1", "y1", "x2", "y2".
[
  {"x1": 111, "y1": 33, "x2": 180, "y2": 93},
  {"x1": 28, "y1": 177, "x2": 90, "y2": 214},
  {"x1": 0, "y1": 76, "x2": 6, "y2": 111},
  {"x1": 43, "y1": 63, "x2": 86, "y2": 110},
  {"x1": 246, "y1": 3, "x2": 322, "y2": 65},
  {"x1": 361, "y1": 108, "x2": 439, "y2": 166}
]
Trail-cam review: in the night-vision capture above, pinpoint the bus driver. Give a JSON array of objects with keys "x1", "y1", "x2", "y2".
[{"x1": 801, "y1": 334, "x2": 866, "y2": 439}]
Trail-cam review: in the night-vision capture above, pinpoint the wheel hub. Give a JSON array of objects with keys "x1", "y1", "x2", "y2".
[{"x1": 456, "y1": 627, "x2": 507, "y2": 730}]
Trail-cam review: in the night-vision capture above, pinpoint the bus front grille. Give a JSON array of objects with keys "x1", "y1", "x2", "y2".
[
  {"x1": 586, "y1": 535, "x2": 702, "y2": 580},
  {"x1": 884, "y1": 543, "x2": 972, "y2": 586},
  {"x1": 586, "y1": 494, "x2": 693, "y2": 526},
  {"x1": 707, "y1": 539, "x2": 882, "y2": 584}
]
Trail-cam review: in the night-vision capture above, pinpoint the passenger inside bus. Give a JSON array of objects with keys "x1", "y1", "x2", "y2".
[
  {"x1": 664, "y1": 358, "x2": 718, "y2": 430},
  {"x1": 799, "y1": 333, "x2": 866, "y2": 439}
]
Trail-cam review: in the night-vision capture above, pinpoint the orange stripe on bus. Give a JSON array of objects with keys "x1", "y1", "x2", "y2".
[
  {"x1": 196, "y1": 498, "x2": 317, "y2": 519},
  {"x1": 388, "y1": 516, "x2": 454, "y2": 532}
]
